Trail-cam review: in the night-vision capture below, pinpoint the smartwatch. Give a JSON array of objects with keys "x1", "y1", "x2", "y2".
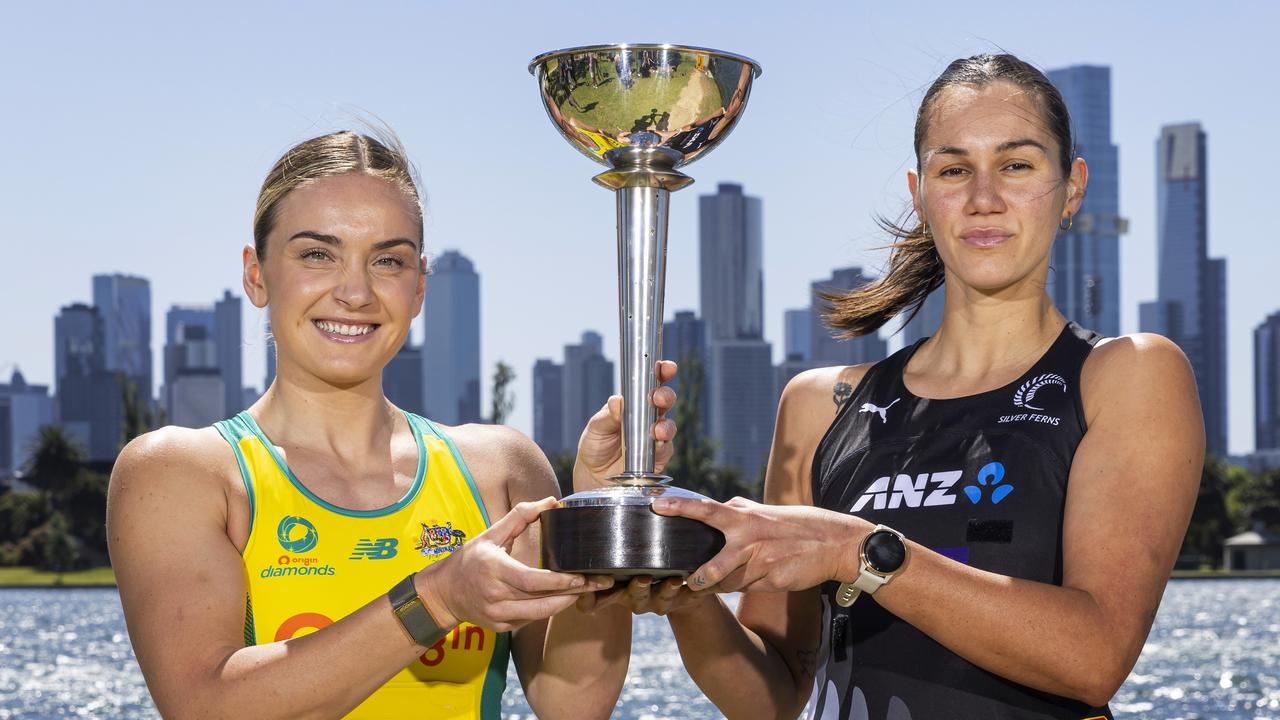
[
  {"x1": 835, "y1": 524, "x2": 908, "y2": 607},
  {"x1": 389, "y1": 573, "x2": 448, "y2": 647}
]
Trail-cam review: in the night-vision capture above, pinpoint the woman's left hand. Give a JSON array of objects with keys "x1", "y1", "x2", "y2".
[
  {"x1": 652, "y1": 496, "x2": 868, "y2": 593},
  {"x1": 573, "y1": 360, "x2": 678, "y2": 492}
]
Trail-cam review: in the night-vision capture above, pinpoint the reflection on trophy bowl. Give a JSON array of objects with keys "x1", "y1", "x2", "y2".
[
  {"x1": 540, "y1": 485, "x2": 725, "y2": 579},
  {"x1": 529, "y1": 43, "x2": 761, "y2": 173}
]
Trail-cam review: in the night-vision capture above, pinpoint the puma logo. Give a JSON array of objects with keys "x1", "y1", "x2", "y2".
[{"x1": 858, "y1": 398, "x2": 900, "y2": 423}]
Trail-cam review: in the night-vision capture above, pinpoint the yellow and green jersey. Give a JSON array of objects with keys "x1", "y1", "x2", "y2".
[{"x1": 214, "y1": 411, "x2": 508, "y2": 719}]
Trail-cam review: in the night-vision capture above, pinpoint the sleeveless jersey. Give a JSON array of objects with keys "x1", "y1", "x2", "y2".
[
  {"x1": 214, "y1": 411, "x2": 509, "y2": 720},
  {"x1": 806, "y1": 322, "x2": 1113, "y2": 720}
]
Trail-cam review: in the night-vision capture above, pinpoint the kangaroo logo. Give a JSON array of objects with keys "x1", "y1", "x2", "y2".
[
  {"x1": 858, "y1": 398, "x2": 900, "y2": 423},
  {"x1": 963, "y1": 462, "x2": 1014, "y2": 505},
  {"x1": 1013, "y1": 373, "x2": 1067, "y2": 411}
]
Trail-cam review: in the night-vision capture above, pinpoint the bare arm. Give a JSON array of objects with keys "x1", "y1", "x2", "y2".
[
  {"x1": 667, "y1": 334, "x2": 1203, "y2": 707},
  {"x1": 111, "y1": 429, "x2": 596, "y2": 720}
]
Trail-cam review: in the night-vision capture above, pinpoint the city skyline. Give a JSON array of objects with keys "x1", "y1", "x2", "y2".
[{"x1": 0, "y1": 3, "x2": 1273, "y2": 454}]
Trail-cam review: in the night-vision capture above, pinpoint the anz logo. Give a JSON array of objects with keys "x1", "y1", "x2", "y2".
[
  {"x1": 851, "y1": 461, "x2": 1014, "y2": 511},
  {"x1": 851, "y1": 470, "x2": 963, "y2": 511}
]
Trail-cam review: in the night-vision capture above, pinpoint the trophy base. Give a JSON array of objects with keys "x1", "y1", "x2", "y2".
[{"x1": 539, "y1": 485, "x2": 725, "y2": 578}]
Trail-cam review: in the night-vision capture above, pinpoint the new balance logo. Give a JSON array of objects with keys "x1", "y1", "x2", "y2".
[
  {"x1": 349, "y1": 538, "x2": 399, "y2": 560},
  {"x1": 858, "y1": 398, "x2": 900, "y2": 423},
  {"x1": 851, "y1": 470, "x2": 962, "y2": 511},
  {"x1": 1013, "y1": 373, "x2": 1066, "y2": 411}
]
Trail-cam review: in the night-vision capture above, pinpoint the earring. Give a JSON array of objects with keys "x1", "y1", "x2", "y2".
[
  {"x1": 921, "y1": 221, "x2": 932, "y2": 239},
  {"x1": 1059, "y1": 214, "x2": 1073, "y2": 231}
]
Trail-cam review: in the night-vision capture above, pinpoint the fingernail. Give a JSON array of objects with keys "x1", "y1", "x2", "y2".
[
  {"x1": 572, "y1": 576, "x2": 586, "y2": 587},
  {"x1": 652, "y1": 498, "x2": 673, "y2": 510}
]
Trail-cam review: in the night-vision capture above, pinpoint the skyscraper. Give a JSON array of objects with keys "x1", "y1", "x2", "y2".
[
  {"x1": 810, "y1": 267, "x2": 887, "y2": 366},
  {"x1": 215, "y1": 290, "x2": 243, "y2": 417},
  {"x1": 423, "y1": 250, "x2": 480, "y2": 425},
  {"x1": 663, "y1": 310, "x2": 710, "y2": 435},
  {"x1": 532, "y1": 359, "x2": 565, "y2": 456},
  {"x1": 1256, "y1": 311, "x2": 1280, "y2": 452},
  {"x1": 708, "y1": 338, "x2": 776, "y2": 480},
  {"x1": 163, "y1": 305, "x2": 215, "y2": 421},
  {"x1": 784, "y1": 309, "x2": 811, "y2": 361},
  {"x1": 900, "y1": 285, "x2": 946, "y2": 346},
  {"x1": 1046, "y1": 65, "x2": 1126, "y2": 337},
  {"x1": 264, "y1": 322, "x2": 276, "y2": 391},
  {"x1": 0, "y1": 369, "x2": 54, "y2": 477},
  {"x1": 561, "y1": 331, "x2": 614, "y2": 448},
  {"x1": 93, "y1": 273, "x2": 152, "y2": 406},
  {"x1": 698, "y1": 182, "x2": 774, "y2": 476},
  {"x1": 383, "y1": 341, "x2": 424, "y2": 415},
  {"x1": 700, "y1": 183, "x2": 763, "y2": 341},
  {"x1": 54, "y1": 302, "x2": 120, "y2": 461},
  {"x1": 1139, "y1": 122, "x2": 1227, "y2": 456}
]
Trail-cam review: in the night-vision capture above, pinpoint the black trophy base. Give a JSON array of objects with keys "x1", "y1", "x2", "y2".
[{"x1": 540, "y1": 503, "x2": 725, "y2": 578}]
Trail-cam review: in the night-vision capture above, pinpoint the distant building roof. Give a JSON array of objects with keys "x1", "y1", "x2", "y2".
[{"x1": 1224, "y1": 529, "x2": 1280, "y2": 547}]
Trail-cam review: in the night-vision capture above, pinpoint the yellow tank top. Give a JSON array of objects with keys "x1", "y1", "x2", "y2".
[{"x1": 214, "y1": 411, "x2": 509, "y2": 719}]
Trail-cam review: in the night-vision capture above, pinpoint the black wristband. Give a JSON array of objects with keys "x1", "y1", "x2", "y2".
[{"x1": 389, "y1": 573, "x2": 447, "y2": 648}]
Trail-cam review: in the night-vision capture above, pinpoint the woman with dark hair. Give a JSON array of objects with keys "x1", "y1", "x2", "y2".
[
  {"x1": 616, "y1": 54, "x2": 1202, "y2": 718},
  {"x1": 107, "y1": 130, "x2": 672, "y2": 719}
]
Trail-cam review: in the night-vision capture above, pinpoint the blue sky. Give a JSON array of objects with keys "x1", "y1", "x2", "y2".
[{"x1": 0, "y1": 2, "x2": 1272, "y2": 454}]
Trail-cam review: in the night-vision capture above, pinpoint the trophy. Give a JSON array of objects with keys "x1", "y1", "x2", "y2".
[{"x1": 529, "y1": 44, "x2": 761, "y2": 577}]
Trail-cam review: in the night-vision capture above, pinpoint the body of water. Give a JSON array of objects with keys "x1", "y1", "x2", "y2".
[{"x1": 0, "y1": 580, "x2": 1276, "y2": 719}]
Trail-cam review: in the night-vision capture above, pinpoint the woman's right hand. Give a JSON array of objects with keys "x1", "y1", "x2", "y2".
[{"x1": 414, "y1": 497, "x2": 613, "y2": 633}]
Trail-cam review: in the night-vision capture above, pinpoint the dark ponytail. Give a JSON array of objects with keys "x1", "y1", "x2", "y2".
[{"x1": 822, "y1": 53, "x2": 1075, "y2": 339}]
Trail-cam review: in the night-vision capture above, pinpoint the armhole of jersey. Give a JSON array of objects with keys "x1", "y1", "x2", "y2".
[
  {"x1": 810, "y1": 360, "x2": 887, "y2": 503},
  {"x1": 413, "y1": 415, "x2": 492, "y2": 528},
  {"x1": 213, "y1": 415, "x2": 257, "y2": 554}
]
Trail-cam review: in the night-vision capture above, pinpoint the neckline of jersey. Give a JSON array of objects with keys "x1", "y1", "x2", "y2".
[
  {"x1": 895, "y1": 321, "x2": 1074, "y2": 403},
  {"x1": 235, "y1": 409, "x2": 428, "y2": 518}
]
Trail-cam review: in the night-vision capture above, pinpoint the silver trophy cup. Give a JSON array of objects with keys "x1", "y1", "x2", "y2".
[{"x1": 529, "y1": 44, "x2": 761, "y2": 577}]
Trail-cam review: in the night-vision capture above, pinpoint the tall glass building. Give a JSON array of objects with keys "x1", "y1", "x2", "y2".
[
  {"x1": 1046, "y1": 65, "x2": 1125, "y2": 337},
  {"x1": 1255, "y1": 311, "x2": 1280, "y2": 452},
  {"x1": 423, "y1": 250, "x2": 481, "y2": 425},
  {"x1": 699, "y1": 183, "x2": 763, "y2": 341},
  {"x1": 1139, "y1": 123, "x2": 1227, "y2": 456},
  {"x1": 93, "y1": 273, "x2": 153, "y2": 407}
]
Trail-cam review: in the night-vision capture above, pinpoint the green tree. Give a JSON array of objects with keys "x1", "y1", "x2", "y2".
[
  {"x1": 1228, "y1": 466, "x2": 1280, "y2": 533},
  {"x1": 23, "y1": 425, "x2": 87, "y2": 502},
  {"x1": 31, "y1": 511, "x2": 80, "y2": 573},
  {"x1": 1181, "y1": 456, "x2": 1233, "y2": 567},
  {"x1": 488, "y1": 361, "x2": 516, "y2": 425},
  {"x1": 664, "y1": 353, "x2": 753, "y2": 502}
]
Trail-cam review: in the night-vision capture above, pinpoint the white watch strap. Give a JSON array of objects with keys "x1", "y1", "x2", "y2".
[{"x1": 835, "y1": 567, "x2": 890, "y2": 607}]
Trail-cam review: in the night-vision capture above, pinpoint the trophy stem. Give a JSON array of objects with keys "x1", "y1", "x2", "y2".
[{"x1": 595, "y1": 147, "x2": 693, "y2": 482}]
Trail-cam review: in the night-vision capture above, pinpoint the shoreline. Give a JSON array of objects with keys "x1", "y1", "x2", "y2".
[{"x1": 1, "y1": 567, "x2": 1278, "y2": 588}]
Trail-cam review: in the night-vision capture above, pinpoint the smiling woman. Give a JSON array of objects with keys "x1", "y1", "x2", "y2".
[{"x1": 105, "y1": 130, "x2": 677, "y2": 720}]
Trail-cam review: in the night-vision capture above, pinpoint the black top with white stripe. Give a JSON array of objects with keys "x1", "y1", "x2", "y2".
[{"x1": 805, "y1": 322, "x2": 1112, "y2": 720}]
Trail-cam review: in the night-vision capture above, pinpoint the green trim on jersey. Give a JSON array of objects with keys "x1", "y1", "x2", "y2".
[
  {"x1": 481, "y1": 630, "x2": 511, "y2": 719},
  {"x1": 235, "y1": 411, "x2": 428, "y2": 518},
  {"x1": 214, "y1": 415, "x2": 257, "y2": 541},
  {"x1": 416, "y1": 416, "x2": 492, "y2": 527}
]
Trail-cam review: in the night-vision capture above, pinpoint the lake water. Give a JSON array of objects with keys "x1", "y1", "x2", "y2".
[{"x1": 0, "y1": 580, "x2": 1277, "y2": 719}]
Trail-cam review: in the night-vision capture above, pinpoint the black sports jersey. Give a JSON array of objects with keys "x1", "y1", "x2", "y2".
[{"x1": 806, "y1": 322, "x2": 1113, "y2": 720}]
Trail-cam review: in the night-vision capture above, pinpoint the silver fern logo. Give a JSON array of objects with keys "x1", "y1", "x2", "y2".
[{"x1": 1013, "y1": 373, "x2": 1067, "y2": 411}]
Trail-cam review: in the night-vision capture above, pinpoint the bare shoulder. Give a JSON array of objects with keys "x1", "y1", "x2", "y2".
[
  {"x1": 437, "y1": 423, "x2": 556, "y2": 516},
  {"x1": 110, "y1": 425, "x2": 235, "y2": 503},
  {"x1": 779, "y1": 363, "x2": 874, "y2": 424},
  {"x1": 1082, "y1": 334, "x2": 1197, "y2": 417}
]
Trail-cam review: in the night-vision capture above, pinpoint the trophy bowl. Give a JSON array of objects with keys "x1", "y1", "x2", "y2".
[{"x1": 530, "y1": 44, "x2": 760, "y2": 578}]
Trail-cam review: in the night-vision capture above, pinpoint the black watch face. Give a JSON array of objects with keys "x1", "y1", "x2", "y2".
[{"x1": 865, "y1": 530, "x2": 906, "y2": 574}]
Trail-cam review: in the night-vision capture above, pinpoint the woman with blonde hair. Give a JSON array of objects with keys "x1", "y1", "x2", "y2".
[{"x1": 108, "y1": 130, "x2": 674, "y2": 719}]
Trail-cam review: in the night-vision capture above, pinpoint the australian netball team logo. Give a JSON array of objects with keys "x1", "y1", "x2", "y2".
[
  {"x1": 417, "y1": 521, "x2": 466, "y2": 558},
  {"x1": 277, "y1": 515, "x2": 319, "y2": 553},
  {"x1": 1012, "y1": 373, "x2": 1067, "y2": 411}
]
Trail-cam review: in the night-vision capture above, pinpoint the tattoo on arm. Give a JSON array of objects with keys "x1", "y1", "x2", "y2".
[
  {"x1": 796, "y1": 647, "x2": 819, "y2": 680},
  {"x1": 833, "y1": 382, "x2": 852, "y2": 407}
]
